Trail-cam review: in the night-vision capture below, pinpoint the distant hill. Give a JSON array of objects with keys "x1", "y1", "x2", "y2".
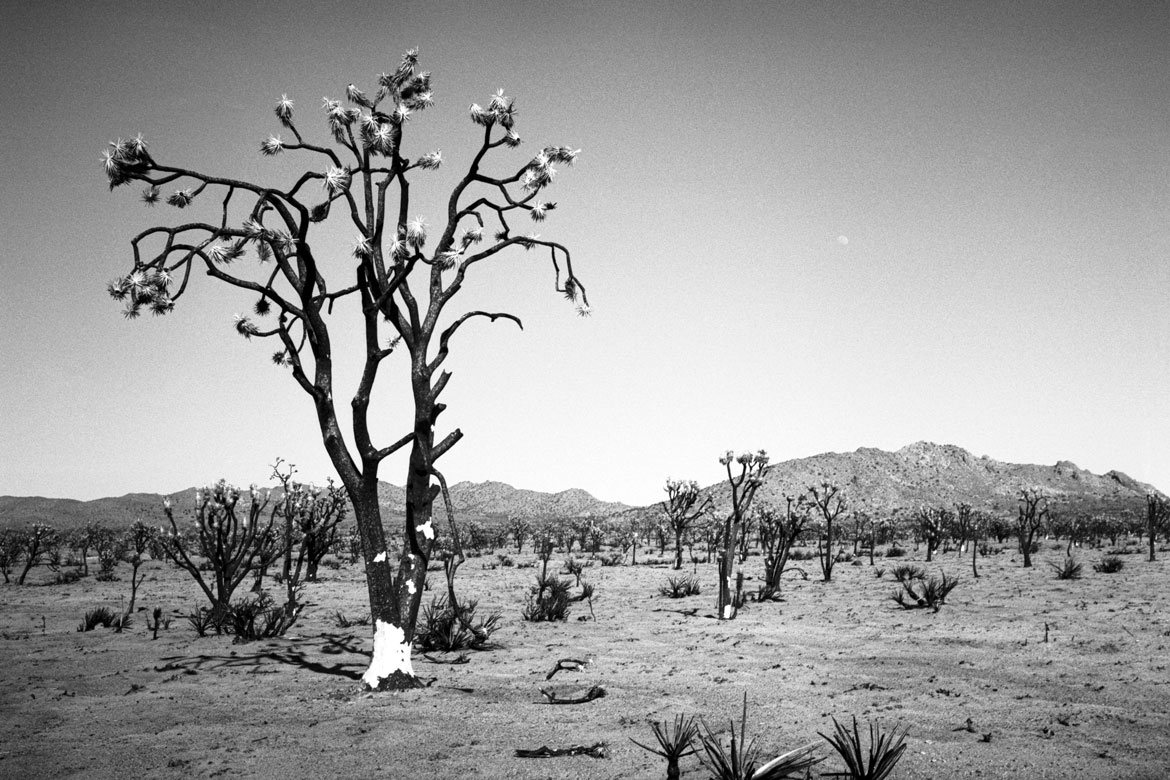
[
  {"x1": 0, "y1": 480, "x2": 631, "y2": 532},
  {"x1": 701, "y1": 441, "x2": 1160, "y2": 518},
  {"x1": 1, "y1": 442, "x2": 1160, "y2": 530}
]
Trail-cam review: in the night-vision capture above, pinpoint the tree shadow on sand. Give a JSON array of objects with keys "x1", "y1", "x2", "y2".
[{"x1": 155, "y1": 632, "x2": 368, "y2": 681}]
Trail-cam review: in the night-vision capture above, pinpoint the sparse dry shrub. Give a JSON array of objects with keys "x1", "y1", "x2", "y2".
[
  {"x1": 414, "y1": 595, "x2": 502, "y2": 652},
  {"x1": 890, "y1": 564, "x2": 925, "y2": 584},
  {"x1": 599, "y1": 552, "x2": 624, "y2": 567},
  {"x1": 521, "y1": 571, "x2": 572, "y2": 622},
  {"x1": 1093, "y1": 555, "x2": 1124, "y2": 574},
  {"x1": 333, "y1": 611, "x2": 371, "y2": 628},
  {"x1": 77, "y1": 606, "x2": 120, "y2": 632},
  {"x1": 1049, "y1": 556, "x2": 1083, "y2": 580},
  {"x1": 660, "y1": 575, "x2": 701, "y2": 598},
  {"x1": 891, "y1": 572, "x2": 958, "y2": 612},
  {"x1": 228, "y1": 593, "x2": 299, "y2": 643}
]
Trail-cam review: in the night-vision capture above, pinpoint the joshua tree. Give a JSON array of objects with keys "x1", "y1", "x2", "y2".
[
  {"x1": 508, "y1": 516, "x2": 532, "y2": 554},
  {"x1": 1016, "y1": 488, "x2": 1049, "y2": 568},
  {"x1": 1147, "y1": 494, "x2": 1168, "y2": 562},
  {"x1": 16, "y1": 524, "x2": 60, "y2": 585},
  {"x1": 715, "y1": 450, "x2": 768, "y2": 619},
  {"x1": 756, "y1": 496, "x2": 809, "y2": 597},
  {"x1": 661, "y1": 479, "x2": 712, "y2": 570},
  {"x1": 0, "y1": 529, "x2": 20, "y2": 584},
  {"x1": 101, "y1": 50, "x2": 586, "y2": 689},
  {"x1": 915, "y1": 506, "x2": 950, "y2": 563},
  {"x1": 120, "y1": 521, "x2": 156, "y2": 614},
  {"x1": 160, "y1": 482, "x2": 277, "y2": 612},
  {"x1": 807, "y1": 482, "x2": 847, "y2": 582}
]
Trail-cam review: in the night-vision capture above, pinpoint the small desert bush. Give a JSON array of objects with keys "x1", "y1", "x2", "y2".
[
  {"x1": 333, "y1": 611, "x2": 372, "y2": 628},
  {"x1": 660, "y1": 575, "x2": 701, "y2": 598},
  {"x1": 890, "y1": 564, "x2": 925, "y2": 584},
  {"x1": 77, "y1": 606, "x2": 121, "y2": 632},
  {"x1": 54, "y1": 569, "x2": 85, "y2": 585},
  {"x1": 697, "y1": 693, "x2": 822, "y2": 780},
  {"x1": 496, "y1": 553, "x2": 514, "y2": 567},
  {"x1": 522, "y1": 572, "x2": 572, "y2": 622},
  {"x1": 228, "y1": 594, "x2": 299, "y2": 643},
  {"x1": 789, "y1": 548, "x2": 816, "y2": 561},
  {"x1": 1093, "y1": 555, "x2": 1125, "y2": 574},
  {"x1": 819, "y1": 715, "x2": 908, "y2": 780},
  {"x1": 563, "y1": 556, "x2": 590, "y2": 585},
  {"x1": 414, "y1": 596, "x2": 502, "y2": 652},
  {"x1": 891, "y1": 572, "x2": 958, "y2": 612},
  {"x1": 884, "y1": 546, "x2": 907, "y2": 558},
  {"x1": 630, "y1": 714, "x2": 699, "y2": 780},
  {"x1": 599, "y1": 552, "x2": 624, "y2": 567},
  {"x1": 1049, "y1": 556, "x2": 1083, "y2": 580},
  {"x1": 186, "y1": 605, "x2": 225, "y2": 637}
]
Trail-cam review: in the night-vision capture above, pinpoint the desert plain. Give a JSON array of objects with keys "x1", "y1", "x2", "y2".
[{"x1": 2, "y1": 542, "x2": 1168, "y2": 780}]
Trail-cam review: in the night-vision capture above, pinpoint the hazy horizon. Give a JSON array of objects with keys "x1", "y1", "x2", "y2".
[{"x1": 2, "y1": 1, "x2": 1167, "y2": 506}]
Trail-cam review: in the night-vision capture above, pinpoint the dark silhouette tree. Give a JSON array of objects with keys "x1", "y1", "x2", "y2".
[
  {"x1": 1016, "y1": 488, "x2": 1049, "y2": 568},
  {"x1": 100, "y1": 49, "x2": 586, "y2": 688},
  {"x1": 807, "y1": 482, "x2": 847, "y2": 581},
  {"x1": 1147, "y1": 494, "x2": 1168, "y2": 562}
]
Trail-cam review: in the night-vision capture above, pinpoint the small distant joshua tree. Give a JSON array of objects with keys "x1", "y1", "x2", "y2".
[
  {"x1": 716, "y1": 450, "x2": 768, "y2": 620},
  {"x1": 1146, "y1": 494, "x2": 1168, "y2": 563},
  {"x1": 100, "y1": 49, "x2": 586, "y2": 688},
  {"x1": 662, "y1": 479, "x2": 712, "y2": 570},
  {"x1": 160, "y1": 481, "x2": 276, "y2": 613},
  {"x1": 755, "y1": 496, "x2": 810, "y2": 598},
  {"x1": 120, "y1": 521, "x2": 156, "y2": 614},
  {"x1": 16, "y1": 524, "x2": 60, "y2": 585},
  {"x1": 914, "y1": 506, "x2": 950, "y2": 563},
  {"x1": 0, "y1": 529, "x2": 20, "y2": 584},
  {"x1": 508, "y1": 516, "x2": 532, "y2": 554},
  {"x1": 807, "y1": 482, "x2": 847, "y2": 582},
  {"x1": 1015, "y1": 488, "x2": 1049, "y2": 568}
]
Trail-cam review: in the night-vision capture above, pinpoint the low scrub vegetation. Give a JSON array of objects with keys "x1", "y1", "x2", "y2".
[
  {"x1": 891, "y1": 572, "x2": 958, "y2": 612},
  {"x1": 659, "y1": 575, "x2": 701, "y2": 598}
]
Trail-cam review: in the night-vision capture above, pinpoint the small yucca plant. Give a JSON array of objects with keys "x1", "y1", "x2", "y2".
[
  {"x1": 819, "y1": 716, "x2": 907, "y2": 780},
  {"x1": 630, "y1": 714, "x2": 698, "y2": 780},
  {"x1": 698, "y1": 694, "x2": 822, "y2": 780},
  {"x1": 1049, "y1": 556, "x2": 1083, "y2": 580}
]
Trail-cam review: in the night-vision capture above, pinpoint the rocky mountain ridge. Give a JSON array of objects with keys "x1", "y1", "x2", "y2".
[{"x1": 1, "y1": 442, "x2": 1160, "y2": 530}]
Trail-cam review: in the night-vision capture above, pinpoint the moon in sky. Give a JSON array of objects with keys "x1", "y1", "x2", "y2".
[{"x1": 837, "y1": 235, "x2": 849, "y2": 245}]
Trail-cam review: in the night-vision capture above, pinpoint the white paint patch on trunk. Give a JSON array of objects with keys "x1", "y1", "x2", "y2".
[
  {"x1": 723, "y1": 604, "x2": 734, "y2": 619},
  {"x1": 406, "y1": 580, "x2": 416, "y2": 595},
  {"x1": 362, "y1": 619, "x2": 414, "y2": 688},
  {"x1": 373, "y1": 551, "x2": 388, "y2": 563},
  {"x1": 417, "y1": 520, "x2": 435, "y2": 540}
]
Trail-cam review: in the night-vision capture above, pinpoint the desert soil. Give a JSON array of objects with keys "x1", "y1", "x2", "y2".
[{"x1": 2, "y1": 544, "x2": 1169, "y2": 779}]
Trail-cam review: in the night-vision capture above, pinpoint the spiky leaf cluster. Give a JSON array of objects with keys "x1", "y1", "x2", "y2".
[
  {"x1": 107, "y1": 268, "x2": 174, "y2": 318},
  {"x1": 102, "y1": 135, "x2": 151, "y2": 189}
]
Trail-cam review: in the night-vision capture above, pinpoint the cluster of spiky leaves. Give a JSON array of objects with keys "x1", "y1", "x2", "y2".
[
  {"x1": 818, "y1": 716, "x2": 908, "y2": 780},
  {"x1": 107, "y1": 267, "x2": 175, "y2": 319}
]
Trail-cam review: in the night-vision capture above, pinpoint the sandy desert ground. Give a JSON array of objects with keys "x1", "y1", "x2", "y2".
[{"x1": 2, "y1": 543, "x2": 1169, "y2": 779}]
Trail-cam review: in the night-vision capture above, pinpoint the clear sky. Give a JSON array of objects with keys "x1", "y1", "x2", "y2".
[{"x1": 1, "y1": 1, "x2": 1167, "y2": 505}]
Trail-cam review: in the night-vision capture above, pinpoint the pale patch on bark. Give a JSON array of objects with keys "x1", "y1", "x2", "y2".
[
  {"x1": 407, "y1": 580, "x2": 417, "y2": 595},
  {"x1": 373, "y1": 551, "x2": 388, "y2": 563},
  {"x1": 723, "y1": 604, "x2": 734, "y2": 619},
  {"x1": 417, "y1": 520, "x2": 435, "y2": 540},
  {"x1": 362, "y1": 620, "x2": 413, "y2": 688}
]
